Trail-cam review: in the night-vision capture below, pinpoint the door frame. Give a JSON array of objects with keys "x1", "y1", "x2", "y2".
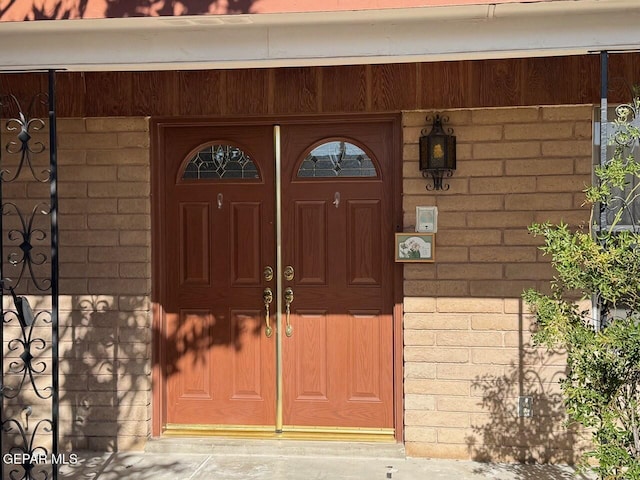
[{"x1": 150, "y1": 113, "x2": 404, "y2": 441}]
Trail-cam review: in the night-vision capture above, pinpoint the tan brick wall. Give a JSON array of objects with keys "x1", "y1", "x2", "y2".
[
  {"x1": 59, "y1": 117, "x2": 151, "y2": 451},
  {"x1": 402, "y1": 106, "x2": 592, "y2": 461},
  {"x1": 2, "y1": 117, "x2": 151, "y2": 452}
]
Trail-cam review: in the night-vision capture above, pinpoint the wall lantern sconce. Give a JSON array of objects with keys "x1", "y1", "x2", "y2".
[{"x1": 419, "y1": 114, "x2": 456, "y2": 191}]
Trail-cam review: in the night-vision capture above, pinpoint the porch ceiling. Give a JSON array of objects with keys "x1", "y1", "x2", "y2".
[{"x1": 0, "y1": 0, "x2": 638, "y2": 72}]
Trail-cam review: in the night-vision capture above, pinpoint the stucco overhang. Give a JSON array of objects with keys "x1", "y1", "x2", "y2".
[{"x1": 0, "y1": 0, "x2": 638, "y2": 71}]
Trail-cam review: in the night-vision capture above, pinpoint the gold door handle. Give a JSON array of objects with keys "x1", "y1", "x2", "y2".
[
  {"x1": 284, "y1": 287, "x2": 294, "y2": 337},
  {"x1": 263, "y1": 287, "x2": 273, "y2": 338},
  {"x1": 284, "y1": 265, "x2": 294, "y2": 281},
  {"x1": 263, "y1": 266, "x2": 274, "y2": 282}
]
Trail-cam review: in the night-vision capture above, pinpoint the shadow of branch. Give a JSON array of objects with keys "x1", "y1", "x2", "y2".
[
  {"x1": 465, "y1": 349, "x2": 592, "y2": 480},
  {"x1": 1, "y1": 0, "x2": 256, "y2": 21}
]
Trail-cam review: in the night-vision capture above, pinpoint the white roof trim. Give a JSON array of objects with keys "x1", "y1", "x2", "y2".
[{"x1": 0, "y1": 0, "x2": 639, "y2": 71}]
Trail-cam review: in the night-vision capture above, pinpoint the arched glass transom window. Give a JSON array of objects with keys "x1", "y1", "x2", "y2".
[
  {"x1": 182, "y1": 144, "x2": 260, "y2": 180},
  {"x1": 297, "y1": 141, "x2": 377, "y2": 178}
]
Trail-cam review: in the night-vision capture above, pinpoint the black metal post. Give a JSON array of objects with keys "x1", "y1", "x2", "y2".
[
  {"x1": 0, "y1": 75, "x2": 5, "y2": 480},
  {"x1": 48, "y1": 69, "x2": 59, "y2": 480},
  {"x1": 600, "y1": 51, "x2": 609, "y2": 232},
  {"x1": 593, "y1": 51, "x2": 609, "y2": 333}
]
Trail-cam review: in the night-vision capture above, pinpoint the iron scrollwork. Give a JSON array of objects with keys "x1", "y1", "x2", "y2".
[
  {"x1": 0, "y1": 71, "x2": 60, "y2": 480},
  {"x1": 4, "y1": 288, "x2": 53, "y2": 401},
  {"x1": 1, "y1": 94, "x2": 50, "y2": 184},
  {"x1": 3, "y1": 419, "x2": 53, "y2": 480},
  {"x1": 3, "y1": 202, "x2": 52, "y2": 292},
  {"x1": 601, "y1": 97, "x2": 640, "y2": 233}
]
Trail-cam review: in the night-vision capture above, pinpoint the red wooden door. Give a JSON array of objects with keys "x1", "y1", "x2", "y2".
[
  {"x1": 162, "y1": 124, "x2": 276, "y2": 427},
  {"x1": 159, "y1": 118, "x2": 396, "y2": 432},
  {"x1": 280, "y1": 120, "x2": 395, "y2": 429}
]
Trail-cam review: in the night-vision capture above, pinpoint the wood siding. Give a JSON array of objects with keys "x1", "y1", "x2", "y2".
[{"x1": 1, "y1": 54, "x2": 639, "y2": 118}]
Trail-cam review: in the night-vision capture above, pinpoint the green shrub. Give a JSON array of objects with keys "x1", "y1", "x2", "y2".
[{"x1": 524, "y1": 96, "x2": 640, "y2": 479}]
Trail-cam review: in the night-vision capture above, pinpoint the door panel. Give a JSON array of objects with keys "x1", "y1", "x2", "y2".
[
  {"x1": 294, "y1": 201, "x2": 328, "y2": 285},
  {"x1": 348, "y1": 311, "x2": 383, "y2": 401},
  {"x1": 230, "y1": 309, "x2": 267, "y2": 399},
  {"x1": 230, "y1": 202, "x2": 262, "y2": 285},
  {"x1": 173, "y1": 309, "x2": 215, "y2": 400},
  {"x1": 179, "y1": 203, "x2": 211, "y2": 286},
  {"x1": 347, "y1": 200, "x2": 382, "y2": 285},
  {"x1": 292, "y1": 311, "x2": 329, "y2": 401},
  {"x1": 280, "y1": 121, "x2": 395, "y2": 429},
  {"x1": 163, "y1": 124, "x2": 276, "y2": 426}
]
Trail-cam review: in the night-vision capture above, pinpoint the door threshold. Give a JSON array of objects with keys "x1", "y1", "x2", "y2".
[
  {"x1": 162, "y1": 424, "x2": 395, "y2": 442},
  {"x1": 147, "y1": 435, "x2": 405, "y2": 459}
]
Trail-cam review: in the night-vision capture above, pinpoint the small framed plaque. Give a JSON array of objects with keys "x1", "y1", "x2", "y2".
[
  {"x1": 416, "y1": 206, "x2": 438, "y2": 233},
  {"x1": 395, "y1": 233, "x2": 435, "y2": 263}
]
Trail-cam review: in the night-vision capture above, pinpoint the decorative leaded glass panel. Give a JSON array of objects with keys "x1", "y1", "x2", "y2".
[
  {"x1": 182, "y1": 144, "x2": 260, "y2": 180},
  {"x1": 297, "y1": 141, "x2": 377, "y2": 178}
]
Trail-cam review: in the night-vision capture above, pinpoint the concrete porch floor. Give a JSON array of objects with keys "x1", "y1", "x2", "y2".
[{"x1": 53, "y1": 438, "x2": 595, "y2": 479}]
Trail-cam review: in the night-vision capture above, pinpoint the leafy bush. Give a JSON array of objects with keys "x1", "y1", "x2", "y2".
[{"x1": 523, "y1": 96, "x2": 640, "y2": 479}]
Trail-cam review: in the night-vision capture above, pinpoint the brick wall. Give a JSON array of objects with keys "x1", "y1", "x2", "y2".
[
  {"x1": 1, "y1": 117, "x2": 152, "y2": 452},
  {"x1": 57, "y1": 117, "x2": 151, "y2": 450},
  {"x1": 401, "y1": 106, "x2": 593, "y2": 461}
]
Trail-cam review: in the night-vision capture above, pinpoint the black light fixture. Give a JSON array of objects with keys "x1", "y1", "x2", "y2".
[{"x1": 420, "y1": 114, "x2": 456, "y2": 191}]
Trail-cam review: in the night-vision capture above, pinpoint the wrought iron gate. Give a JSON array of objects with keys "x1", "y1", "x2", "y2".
[{"x1": 0, "y1": 70, "x2": 59, "y2": 480}]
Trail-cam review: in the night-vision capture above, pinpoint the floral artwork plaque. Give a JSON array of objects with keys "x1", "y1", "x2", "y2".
[{"x1": 395, "y1": 233, "x2": 435, "y2": 263}]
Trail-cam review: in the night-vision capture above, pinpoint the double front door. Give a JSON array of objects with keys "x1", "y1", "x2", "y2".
[{"x1": 158, "y1": 117, "x2": 397, "y2": 437}]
